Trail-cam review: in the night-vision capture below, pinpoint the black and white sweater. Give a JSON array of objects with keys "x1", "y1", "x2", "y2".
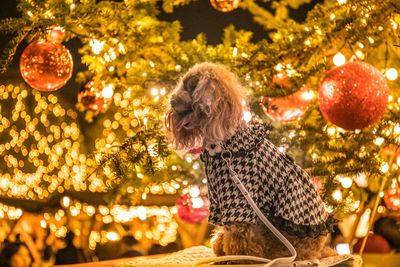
[{"x1": 200, "y1": 123, "x2": 334, "y2": 238}]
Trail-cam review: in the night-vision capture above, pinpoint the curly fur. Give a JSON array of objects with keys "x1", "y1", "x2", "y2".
[
  {"x1": 166, "y1": 62, "x2": 245, "y2": 149},
  {"x1": 166, "y1": 62, "x2": 337, "y2": 261},
  {"x1": 212, "y1": 222, "x2": 337, "y2": 261}
]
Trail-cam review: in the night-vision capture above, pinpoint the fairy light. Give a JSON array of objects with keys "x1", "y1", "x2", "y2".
[
  {"x1": 192, "y1": 197, "x2": 204, "y2": 208},
  {"x1": 326, "y1": 126, "x2": 336, "y2": 137},
  {"x1": 333, "y1": 52, "x2": 346, "y2": 66},
  {"x1": 243, "y1": 110, "x2": 252, "y2": 123},
  {"x1": 340, "y1": 177, "x2": 353, "y2": 188},
  {"x1": 0, "y1": 85, "x2": 94, "y2": 199},
  {"x1": 380, "y1": 162, "x2": 389, "y2": 173},
  {"x1": 336, "y1": 243, "x2": 350, "y2": 255},
  {"x1": 355, "y1": 50, "x2": 364, "y2": 59},
  {"x1": 189, "y1": 186, "x2": 200, "y2": 198},
  {"x1": 40, "y1": 219, "x2": 47, "y2": 228},
  {"x1": 301, "y1": 90, "x2": 314, "y2": 100},
  {"x1": 332, "y1": 189, "x2": 343, "y2": 202},
  {"x1": 368, "y1": 37, "x2": 375, "y2": 44},
  {"x1": 150, "y1": 87, "x2": 159, "y2": 96},
  {"x1": 101, "y1": 84, "x2": 114, "y2": 99},
  {"x1": 385, "y1": 68, "x2": 398, "y2": 81},
  {"x1": 61, "y1": 196, "x2": 71, "y2": 208},
  {"x1": 90, "y1": 39, "x2": 104, "y2": 55},
  {"x1": 106, "y1": 231, "x2": 119, "y2": 241},
  {"x1": 232, "y1": 47, "x2": 238, "y2": 57},
  {"x1": 338, "y1": 0, "x2": 347, "y2": 5},
  {"x1": 374, "y1": 137, "x2": 385, "y2": 146}
]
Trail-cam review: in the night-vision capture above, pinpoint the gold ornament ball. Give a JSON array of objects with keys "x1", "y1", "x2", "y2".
[
  {"x1": 210, "y1": 0, "x2": 240, "y2": 12},
  {"x1": 20, "y1": 40, "x2": 73, "y2": 92}
]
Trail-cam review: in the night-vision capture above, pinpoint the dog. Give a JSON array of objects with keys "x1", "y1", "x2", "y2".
[{"x1": 166, "y1": 62, "x2": 337, "y2": 261}]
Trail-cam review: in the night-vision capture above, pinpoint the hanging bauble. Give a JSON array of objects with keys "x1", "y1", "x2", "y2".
[
  {"x1": 48, "y1": 26, "x2": 66, "y2": 44},
  {"x1": 210, "y1": 0, "x2": 240, "y2": 12},
  {"x1": 20, "y1": 39, "x2": 73, "y2": 92},
  {"x1": 77, "y1": 81, "x2": 113, "y2": 112},
  {"x1": 319, "y1": 61, "x2": 389, "y2": 130},
  {"x1": 384, "y1": 186, "x2": 400, "y2": 211},
  {"x1": 176, "y1": 190, "x2": 209, "y2": 224},
  {"x1": 261, "y1": 75, "x2": 313, "y2": 122}
]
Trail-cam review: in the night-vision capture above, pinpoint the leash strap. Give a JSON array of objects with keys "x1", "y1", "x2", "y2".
[{"x1": 220, "y1": 151, "x2": 298, "y2": 266}]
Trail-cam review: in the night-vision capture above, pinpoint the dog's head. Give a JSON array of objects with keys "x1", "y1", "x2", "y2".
[{"x1": 166, "y1": 62, "x2": 245, "y2": 149}]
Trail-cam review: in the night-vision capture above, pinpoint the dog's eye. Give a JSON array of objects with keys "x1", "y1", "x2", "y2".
[{"x1": 183, "y1": 76, "x2": 199, "y2": 93}]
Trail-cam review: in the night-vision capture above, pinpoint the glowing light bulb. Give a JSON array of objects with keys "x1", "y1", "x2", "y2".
[
  {"x1": 243, "y1": 110, "x2": 252, "y2": 123},
  {"x1": 150, "y1": 88, "x2": 159, "y2": 96},
  {"x1": 102, "y1": 84, "x2": 114, "y2": 99},
  {"x1": 337, "y1": 0, "x2": 347, "y2": 5},
  {"x1": 374, "y1": 137, "x2": 384, "y2": 146},
  {"x1": 332, "y1": 189, "x2": 343, "y2": 202},
  {"x1": 380, "y1": 162, "x2": 389, "y2": 173},
  {"x1": 106, "y1": 231, "x2": 119, "y2": 241},
  {"x1": 340, "y1": 177, "x2": 353, "y2": 188},
  {"x1": 333, "y1": 52, "x2": 346, "y2": 66},
  {"x1": 90, "y1": 39, "x2": 104, "y2": 55},
  {"x1": 355, "y1": 50, "x2": 364, "y2": 59},
  {"x1": 336, "y1": 243, "x2": 350, "y2": 255},
  {"x1": 40, "y1": 219, "x2": 47, "y2": 229},
  {"x1": 192, "y1": 197, "x2": 204, "y2": 208},
  {"x1": 137, "y1": 206, "x2": 147, "y2": 220},
  {"x1": 61, "y1": 196, "x2": 71, "y2": 207},
  {"x1": 232, "y1": 47, "x2": 238, "y2": 57},
  {"x1": 189, "y1": 186, "x2": 200, "y2": 198},
  {"x1": 386, "y1": 68, "x2": 398, "y2": 81},
  {"x1": 301, "y1": 90, "x2": 314, "y2": 100}
]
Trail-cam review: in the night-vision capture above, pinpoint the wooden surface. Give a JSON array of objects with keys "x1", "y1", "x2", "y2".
[
  {"x1": 55, "y1": 253, "x2": 400, "y2": 267},
  {"x1": 56, "y1": 254, "x2": 164, "y2": 267}
]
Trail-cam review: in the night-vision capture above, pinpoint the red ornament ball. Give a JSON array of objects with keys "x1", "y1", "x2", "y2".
[
  {"x1": 210, "y1": 0, "x2": 240, "y2": 12},
  {"x1": 319, "y1": 61, "x2": 388, "y2": 130},
  {"x1": 384, "y1": 186, "x2": 400, "y2": 211},
  {"x1": 261, "y1": 75, "x2": 313, "y2": 123},
  {"x1": 176, "y1": 193, "x2": 209, "y2": 224},
  {"x1": 20, "y1": 40, "x2": 73, "y2": 92},
  {"x1": 77, "y1": 81, "x2": 113, "y2": 112}
]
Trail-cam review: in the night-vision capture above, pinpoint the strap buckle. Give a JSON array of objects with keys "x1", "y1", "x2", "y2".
[{"x1": 221, "y1": 150, "x2": 232, "y2": 161}]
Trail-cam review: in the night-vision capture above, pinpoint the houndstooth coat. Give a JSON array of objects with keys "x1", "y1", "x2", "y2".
[{"x1": 200, "y1": 123, "x2": 334, "y2": 238}]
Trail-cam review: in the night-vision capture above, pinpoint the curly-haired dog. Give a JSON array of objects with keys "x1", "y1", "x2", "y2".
[{"x1": 166, "y1": 62, "x2": 337, "y2": 260}]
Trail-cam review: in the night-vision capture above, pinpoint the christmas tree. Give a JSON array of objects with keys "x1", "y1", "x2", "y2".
[{"x1": 0, "y1": 0, "x2": 399, "y2": 261}]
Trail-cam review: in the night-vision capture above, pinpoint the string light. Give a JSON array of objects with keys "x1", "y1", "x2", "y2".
[
  {"x1": 385, "y1": 68, "x2": 398, "y2": 81},
  {"x1": 332, "y1": 189, "x2": 343, "y2": 202},
  {"x1": 333, "y1": 52, "x2": 346, "y2": 66},
  {"x1": 336, "y1": 243, "x2": 350, "y2": 255},
  {"x1": 90, "y1": 39, "x2": 104, "y2": 55},
  {"x1": 106, "y1": 231, "x2": 119, "y2": 241}
]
